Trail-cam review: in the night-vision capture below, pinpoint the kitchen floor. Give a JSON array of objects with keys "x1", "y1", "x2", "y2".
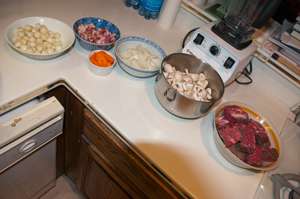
[{"x1": 40, "y1": 175, "x2": 84, "y2": 199}]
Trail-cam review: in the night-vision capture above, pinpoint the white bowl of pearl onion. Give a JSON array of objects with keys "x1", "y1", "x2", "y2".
[{"x1": 5, "y1": 17, "x2": 75, "y2": 60}]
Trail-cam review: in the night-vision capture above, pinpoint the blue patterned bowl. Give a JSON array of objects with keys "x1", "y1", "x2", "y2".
[
  {"x1": 114, "y1": 36, "x2": 166, "y2": 78},
  {"x1": 73, "y1": 17, "x2": 120, "y2": 51}
]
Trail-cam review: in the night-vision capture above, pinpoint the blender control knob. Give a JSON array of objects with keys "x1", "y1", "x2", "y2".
[{"x1": 209, "y1": 45, "x2": 220, "y2": 56}]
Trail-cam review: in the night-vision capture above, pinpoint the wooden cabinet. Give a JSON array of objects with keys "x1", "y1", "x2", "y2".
[
  {"x1": 76, "y1": 134, "x2": 132, "y2": 199},
  {"x1": 44, "y1": 84, "x2": 187, "y2": 199}
]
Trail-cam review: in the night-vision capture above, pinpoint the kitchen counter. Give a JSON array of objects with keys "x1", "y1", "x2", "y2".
[{"x1": 0, "y1": 0, "x2": 292, "y2": 198}]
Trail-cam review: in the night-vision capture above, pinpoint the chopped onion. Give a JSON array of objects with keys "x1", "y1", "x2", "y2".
[{"x1": 122, "y1": 44, "x2": 161, "y2": 71}]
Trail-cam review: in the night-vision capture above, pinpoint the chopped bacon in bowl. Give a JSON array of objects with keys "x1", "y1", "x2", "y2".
[
  {"x1": 77, "y1": 23, "x2": 116, "y2": 44},
  {"x1": 73, "y1": 17, "x2": 120, "y2": 51}
]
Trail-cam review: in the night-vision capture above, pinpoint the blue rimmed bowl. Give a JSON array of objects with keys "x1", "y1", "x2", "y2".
[
  {"x1": 73, "y1": 17, "x2": 120, "y2": 51},
  {"x1": 114, "y1": 36, "x2": 166, "y2": 78}
]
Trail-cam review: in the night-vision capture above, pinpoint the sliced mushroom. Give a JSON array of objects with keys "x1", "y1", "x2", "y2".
[
  {"x1": 163, "y1": 64, "x2": 212, "y2": 102},
  {"x1": 164, "y1": 64, "x2": 174, "y2": 73},
  {"x1": 183, "y1": 82, "x2": 194, "y2": 91},
  {"x1": 196, "y1": 80, "x2": 208, "y2": 88},
  {"x1": 182, "y1": 76, "x2": 193, "y2": 84},
  {"x1": 199, "y1": 73, "x2": 206, "y2": 81},
  {"x1": 172, "y1": 82, "x2": 184, "y2": 92},
  {"x1": 174, "y1": 71, "x2": 183, "y2": 82}
]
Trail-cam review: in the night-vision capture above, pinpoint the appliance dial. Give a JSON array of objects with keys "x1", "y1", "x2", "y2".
[{"x1": 209, "y1": 45, "x2": 220, "y2": 56}]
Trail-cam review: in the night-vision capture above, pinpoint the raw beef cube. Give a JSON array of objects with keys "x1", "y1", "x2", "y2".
[
  {"x1": 262, "y1": 148, "x2": 279, "y2": 162},
  {"x1": 239, "y1": 123, "x2": 256, "y2": 153},
  {"x1": 255, "y1": 130, "x2": 271, "y2": 149},
  {"x1": 217, "y1": 116, "x2": 230, "y2": 129},
  {"x1": 223, "y1": 105, "x2": 249, "y2": 124},
  {"x1": 219, "y1": 126, "x2": 242, "y2": 148},
  {"x1": 250, "y1": 119, "x2": 265, "y2": 131},
  {"x1": 218, "y1": 117, "x2": 245, "y2": 131},
  {"x1": 246, "y1": 146, "x2": 263, "y2": 166},
  {"x1": 228, "y1": 143, "x2": 246, "y2": 160}
]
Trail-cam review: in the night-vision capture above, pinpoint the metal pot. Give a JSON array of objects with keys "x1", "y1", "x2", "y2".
[{"x1": 154, "y1": 53, "x2": 224, "y2": 119}]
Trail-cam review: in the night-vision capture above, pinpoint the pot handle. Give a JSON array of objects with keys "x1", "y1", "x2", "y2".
[{"x1": 164, "y1": 88, "x2": 176, "y2": 101}]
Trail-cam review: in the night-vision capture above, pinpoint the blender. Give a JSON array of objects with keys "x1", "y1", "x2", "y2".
[{"x1": 183, "y1": 0, "x2": 281, "y2": 85}]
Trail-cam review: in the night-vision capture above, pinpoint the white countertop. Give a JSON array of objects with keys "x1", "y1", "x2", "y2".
[{"x1": 0, "y1": 0, "x2": 291, "y2": 198}]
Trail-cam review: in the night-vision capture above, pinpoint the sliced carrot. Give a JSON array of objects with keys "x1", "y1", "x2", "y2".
[
  {"x1": 105, "y1": 54, "x2": 114, "y2": 63},
  {"x1": 90, "y1": 51, "x2": 114, "y2": 67}
]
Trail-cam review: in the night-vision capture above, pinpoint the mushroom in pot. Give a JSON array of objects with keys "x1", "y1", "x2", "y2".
[{"x1": 163, "y1": 64, "x2": 212, "y2": 102}]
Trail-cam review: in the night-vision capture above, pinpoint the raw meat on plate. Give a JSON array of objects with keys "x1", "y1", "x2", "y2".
[
  {"x1": 246, "y1": 146, "x2": 263, "y2": 167},
  {"x1": 262, "y1": 148, "x2": 279, "y2": 162},
  {"x1": 219, "y1": 126, "x2": 242, "y2": 148},
  {"x1": 255, "y1": 130, "x2": 271, "y2": 149},
  {"x1": 239, "y1": 123, "x2": 256, "y2": 153},
  {"x1": 223, "y1": 105, "x2": 249, "y2": 124}
]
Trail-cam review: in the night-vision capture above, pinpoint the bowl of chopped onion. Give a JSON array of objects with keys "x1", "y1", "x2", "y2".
[
  {"x1": 114, "y1": 36, "x2": 166, "y2": 78},
  {"x1": 73, "y1": 17, "x2": 120, "y2": 51},
  {"x1": 5, "y1": 17, "x2": 75, "y2": 60}
]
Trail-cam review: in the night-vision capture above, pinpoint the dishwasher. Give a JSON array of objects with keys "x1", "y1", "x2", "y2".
[{"x1": 0, "y1": 96, "x2": 64, "y2": 199}]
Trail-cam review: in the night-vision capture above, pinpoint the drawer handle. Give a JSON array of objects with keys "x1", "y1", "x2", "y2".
[{"x1": 20, "y1": 140, "x2": 37, "y2": 154}]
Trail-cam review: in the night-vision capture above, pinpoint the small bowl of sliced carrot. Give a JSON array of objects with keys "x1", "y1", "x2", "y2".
[{"x1": 88, "y1": 50, "x2": 116, "y2": 76}]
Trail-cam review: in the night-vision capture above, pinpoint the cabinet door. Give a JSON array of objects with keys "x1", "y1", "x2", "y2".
[
  {"x1": 80, "y1": 109, "x2": 186, "y2": 199},
  {"x1": 76, "y1": 134, "x2": 133, "y2": 199}
]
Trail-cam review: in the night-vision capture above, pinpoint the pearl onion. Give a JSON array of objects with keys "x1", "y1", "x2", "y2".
[
  {"x1": 36, "y1": 38, "x2": 43, "y2": 44},
  {"x1": 20, "y1": 38, "x2": 27, "y2": 45},
  {"x1": 26, "y1": 32, "x2": 33, "y2": 37},
  {"x1": 46, "y1": 37, "x2": 54, "y2": 44},
  {"x1": 41, "y1": 34, "x2": 48, "y2": 41},
  {"x1": 16, "y1": 27, "x2": 25, "y2": 33},
  {"x1": 36, "y1": 44, "x2": 44, "y2": 52},
  {"x1": 14, "y1": 41, "x2": 22, "y2": 48},
  {"x1": 13, "y1": 36, "x2": 21, "y2": 42},
  {"x1": 47, "y1": 31, "x2": 54, "y2": 38},
  {"x1": 29, "y1": 37, "x2": 36, "y2": 42},
  {"x1": 47, "y1": 48, "x2": 55, "y2": 54},
  {"x1": 18, "y1": 31, "x2": 25, "y2": 37},
  {"x1": 54, "y1": 32, "x2": 61, "y2": 39},
  {"x1": 55, "y1": 45, "x2": 63, "y2": 52},
  {"x1": 26, "y1": 47, "x2": 34, "y2": 53},
  {"x1": 20, "y1": 45, "x2": 28, "y2": 51},
  {"x1": 35, "y1": 23, "x2": 41, "y2": 30},
  {"x1": 14, "y1": 24, "x2": 63, "y2": 55},
  {"x1": 31, "y1": 28, "x2": 38, "y2": 33},
  {"x1": 40, "y1": 27, "x2": 48, "y2": 34},
  {"x1": 30, "y1": 41, "x2": 37, "y2": 48},
  {"x1": 34, "y1": 32, "x2": 41, "y2": 38},
  {"x1": 55, "y1": 41, "x2": 62, "y2": 46},
  {"x1": 43, "y1": 41, "x2": 52, "y2": 48},
  {"x1": 25, "y1": 25, "x2": 33, "y2": 31}
]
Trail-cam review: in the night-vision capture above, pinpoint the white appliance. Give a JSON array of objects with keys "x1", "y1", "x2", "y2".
[
  {"x1": 0, "y1": 96, "x2": 64, "y2": 199},
  {"x1": 182, "y1": 22, "x2": 257, "y2": 85}
]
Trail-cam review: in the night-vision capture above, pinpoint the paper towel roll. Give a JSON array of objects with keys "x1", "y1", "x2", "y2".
[{"x1": 158, "y1": 0, "x2": 183, "y2": 29}]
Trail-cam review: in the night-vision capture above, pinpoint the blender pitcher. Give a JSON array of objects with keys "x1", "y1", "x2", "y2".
[{"x1": 212, "y1": 0, "x2": 281, "y2": 50}]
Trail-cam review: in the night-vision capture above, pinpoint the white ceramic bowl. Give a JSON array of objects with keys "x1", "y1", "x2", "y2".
[
  {"x1": 114, "y1": 36, "x2": 166, "y2": 78},
  {"x1": 5, "y1": 17, "x2": 75, "y2": 60},
  {"x1": 213, "y1": 101, "x2": 283, "y2": 171},
  {"x1": 88, "y1": 50, "x2": 116, "y2": 76}
]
